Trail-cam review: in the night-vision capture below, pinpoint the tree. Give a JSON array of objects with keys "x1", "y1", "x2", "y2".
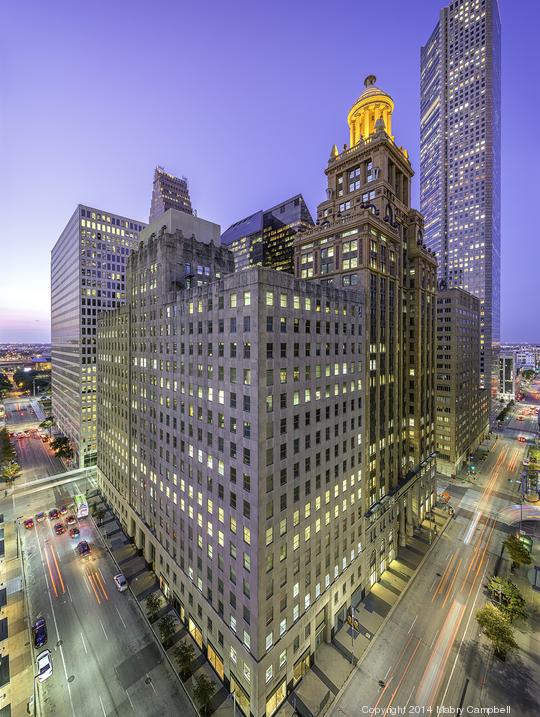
[
  {"x1": 50, "y1": 436, "x2": 73, "y2": 459},
  {"x1": 193, "y1": 672, "x2": 216, "y2": 716},
  {"x1": 504, "y1": 534, "x2": 532, "y2": 571},
  {"x1": 173, "y1": 640, "x2": 196, "y2": 680},
  {"x1": 476, "y1": 603, "x2": 518, "y2": 659},
  {"x1": 2, "y1": 462, "x2": 21, "y2": 484},
  {"x1": 0, "y1": 427, "x2": 16, "y2": 465},
  {"x1": 39, "y1": 416, "x2": 54, "y2": 437},
  {"x1": 94, "y1": 506, "x2": 105, "y2": 525},
  {"x1": 158, "y1": 613, "x2": 177, "y2": 648},
  {"x1": 487, "y1": 576, "x2": 527, "y2": 623},
  {"x1": 145, "y1": 592, "x2": 162, "y2": 621}
]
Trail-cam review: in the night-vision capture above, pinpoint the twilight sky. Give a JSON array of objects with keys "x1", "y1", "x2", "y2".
[{"x1": 0, "y1": 0, "x2": 538, "y2": 343}]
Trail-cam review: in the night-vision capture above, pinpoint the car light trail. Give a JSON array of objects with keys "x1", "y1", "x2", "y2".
[
  {"x1": 416, "y1": 600, "x2": 465, "y2": 706},
  {"x1": 463, "y1": 510, "x2": 481, "y2": 544},
  {"x1": 373, "y1": 633, "x2": 417, "y2": 709},
  {"x1": 432, "y1": 552, "x2": 458, "y2": 601},
  {"x1": 50, "y1": 544, "x2": 66, "y2": 594},
  {"x1": 44, "y1": 546, "x2": 58, "y2": 597},
  {"x1": 441, "y1": 558, "x2": 463, "y2": 608},
  {"x1": 86, "y1": 570, "x2": 102, "y2": 604}
]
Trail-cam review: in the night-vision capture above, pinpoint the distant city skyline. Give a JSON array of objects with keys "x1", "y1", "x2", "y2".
[{"x1": 1, "y1": 0, "x2": 538, "y2": 343}]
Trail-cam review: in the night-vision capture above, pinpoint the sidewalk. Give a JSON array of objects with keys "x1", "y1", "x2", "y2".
[
  {"x1": 479, "y1": 536, "x2": 540, "y2": 717},
  {"x1": 282, "y1": 508, "x2": 450, "y2": 717},
  {"x1": 88, "y1": 490, "x2": 237, "y2": 717},
  {"x1": 0, "y1": 510, "x2": 35, "y2": 717}
]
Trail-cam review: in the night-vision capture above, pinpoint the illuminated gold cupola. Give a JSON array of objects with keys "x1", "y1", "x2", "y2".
[{"x1": 347, "y1": 74, "x2": 394, "y2": 146}]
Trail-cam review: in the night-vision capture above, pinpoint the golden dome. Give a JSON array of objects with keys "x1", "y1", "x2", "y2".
[{"x1": 347, "y1": 75, "x2": 394, "y2": 146}]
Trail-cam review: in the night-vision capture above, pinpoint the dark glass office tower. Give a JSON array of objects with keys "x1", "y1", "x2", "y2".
[
  {"x1": 221, "y1": 194, "x2": 314, "y2": 273},
  {"x1": 420, "y1": 0, "x2": 501, "y2": 402}
]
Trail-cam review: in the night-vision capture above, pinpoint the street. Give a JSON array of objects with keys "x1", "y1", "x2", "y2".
[
  {"x1": 330, "y1": 401, "x2": 538, "y2": 716},
  {"x1": 12, "y1": 476, "x2": 196, "y2": 717}
]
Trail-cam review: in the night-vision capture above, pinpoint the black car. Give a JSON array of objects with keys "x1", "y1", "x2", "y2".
[
  {"x1": 77, "y1": 540, "x2": 90, "y2": 557},
  {"x1": 48, "y1": 508, "x2": 59, "y2": 520},
  {"x1": 33, "y1": 618, "x2": 47, "y2": 648}
]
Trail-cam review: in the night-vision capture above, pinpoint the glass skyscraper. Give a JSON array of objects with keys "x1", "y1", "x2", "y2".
[
  {"x1": 420, "y1": 0, "x2": 501, "y2": 400},
  {"x1": 51, "y1": 205, "x2": 145, "y2": 466},
  {"x1": 221, "y1": 195, "x2": 314, "y2": 274}
]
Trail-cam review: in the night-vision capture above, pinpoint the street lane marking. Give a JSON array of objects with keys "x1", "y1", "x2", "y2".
[
  {"x1": 116, "y1": 606, "x2": 127, "y2": 629},
  {"x1": 405, "y1": 685, "x2": 416, "y2": 709},
  {"x1": 429, "y1": 576, "x2": 438, "y2": 592},
  {"x1": 100, "y1": 619, "x2": 109, "y2": 640},
  {"x1": 66, "y1": 583, "x2": 72, "y2": 602},
  {"x1": 80, "y1": 632, "x2": 88, "y2": 654},
  {"x1": 429, "y1": 629, "x2": 439, "y2": 649},
  {"x1": 146, "y1": 674, "x2": 157, "y2": 694},
  {"x1": 99, "y1": 695, "x2": 107, "y2": 717},
  {"x1": 125, "y1": 689, "x2": 135, "y2": 712},
  {"x1": 407, "y1": 615, "x2": 417, "y2": 634}
]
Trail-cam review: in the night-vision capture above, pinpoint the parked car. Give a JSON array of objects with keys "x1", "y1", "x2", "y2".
[
  {"x1": 33, "y1": 618, "x2": 47, "y2": 647},
  {"x1": 518, "y1": 435, "x2": 526, "y2": 443},
  {"x1": 36, "y1": 650, "x2": 53, "y2": 682},
  {"x1": 24, "y1": 518, "x2": 35, "y2": 530},
  {"x1": 66, "y1": 514, "x2": 77, "y2": 526},
  {"x1": 113, "y1": 574, "x2": 128, "y2": 592},
  {"x1": 48, "y1": 508, "x2": 59, "y2": 520},
  {"x1": 41, "y1": 435, "x2": 49, "y2": 443},
  {"x1": 69, "y1": 527, "x2": 80, "y2": 539},
  {"x1": 59, "y1": 505, "x2": 68, "y2": 515},
  {"x1": 35, "y1": 512, "x2": 46, "y2": 523},
  {"x1": 77, "y1": 540, "x2": 90, "y2": 557},
  {"x1": 54, "y1": 522, "x2": 65, "y2": 536}
]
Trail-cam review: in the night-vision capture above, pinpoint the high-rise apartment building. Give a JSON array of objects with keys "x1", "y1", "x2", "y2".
[
  {"x1": 420, "y1": 0, "x2": 501, "y2": 401},
  {"x1": 149, "y1": 165, "x2": 193, "y2": 223},
  {"x1": 51, "y1": 205, "x2": 145, "y2": 467},
  {"x1": 221, "y1": 195, "x2": 314, "y2": 274},
  {"x1": 435, "y1": 286, "x2": 489, "y2": 476},
  {"x1": 294, "y1": 76, "x2": 438, "y2": 581},
  {"x1": 97, "y1": 215, "x2": 364, "y2": 716}
]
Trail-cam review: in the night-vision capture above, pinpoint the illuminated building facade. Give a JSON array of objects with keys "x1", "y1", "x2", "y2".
[
  {"x1": 294, "y1": 75, "x2": 438, "y2": 597},
  {"x1": 97, "y1": 218, "x2": 363, "y2": 717},
  {"x1": 51, "y1": 205, "x2": 145, "y2": 467},
  {"x1": 435, "y1": 286, "x2": 489, "y2": 476},
  {"x1": 420, "y1": 0, "x2": 501, "y2": 402},
  {"x1": 221, "y1": 195, "x2": 314, "y2": 274},
  {"x1": 498, "y1": 351, "x2": 515, "y2": 402},
  {"x1": 149, "y1": 165, "x2": 193, "y2": 223}
]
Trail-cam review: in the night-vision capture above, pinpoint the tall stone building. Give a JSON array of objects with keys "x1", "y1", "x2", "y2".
[
  {"x1": 221, "y1": 195, "x2": 314, "y2": 274},
  {"x1": 294, "y1": 75, "x2": 438, "y2": 568},
  {"x1": 51, "y1": 204, "x2": 145, "y2": 467},
  {"x1": 435, "y1": 286, "x2": 489, "y2": 476},
  {"x1": 149, "y1": 166, "x2": 193, "y2": 223},
  {"x1": 97, "y1": 211, "x2": 365, "y2": 717},
  {"x1": 420, "y1": 0, "x2": 501, "y2": 402}
]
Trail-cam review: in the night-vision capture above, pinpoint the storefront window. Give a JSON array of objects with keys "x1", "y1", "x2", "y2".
[{"x1": 266, "y1": 680, "x2": 286, "y2": 717}]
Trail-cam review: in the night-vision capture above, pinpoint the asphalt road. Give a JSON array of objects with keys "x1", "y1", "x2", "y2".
[
  {"x1": 14, "y1": 479, "x2": 195, "y2": 717},
  {"x1": 330, "y1": 413, "x2": 531, "y2": 715},
  {"x1": 4, "y1": 398, "x2": 39, "y2": 428}
]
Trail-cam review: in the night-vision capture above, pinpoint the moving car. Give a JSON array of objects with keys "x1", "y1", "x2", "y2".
[
  {"x1": 41, "y1": 435, "x2": 49, "y2": 443},
  {"x1": 66, "y1": 514, "x2": 76, "y2": 526},
  {"x1": 113, "y1": 573, "x2": 128, "y2": 592},
  {"x1": 36, "y1": 650, "x2": 53, "y2": 682},
  {"x1": 35, "y1": 512, "x2": 46, "y2": 523},
  {"x1": 518, "y1": 435, "x2": 526, "y2": 443},
  {"x1": 48, "y1": 508, "x2": 59, "y2": 520},
  {"x1": 54, "y1": 522, "x2": 65, "y2": 536},
  {"x1": 23, "y1": 518, "x2": 35, "y2": 530},
  {"x1": 77, "y1": 540, "x2": 90, "y2": 557},
  {"x1": 33, "y1": 618, "x2": 47, "y2": 648},
  {"x1": 69, "y1": 527, "x2": 80, "y2": 539}
]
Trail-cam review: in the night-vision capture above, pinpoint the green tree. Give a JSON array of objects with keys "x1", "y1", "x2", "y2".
[
  {"x1": 50, "y1": 436, "x2": 73, "y2": 459},
  {"x1": 504, "y1": 534, "x2": 533, "y2": 571},
  {"x1": 193, "y1": 673, "x2": 216, "y2": 716},
  {"x1": 39, "y1": 416, "x2": 54, "y2": 437},
  {"x1": 173, "y1": 640, "x2": 196, "y2": 680},
  {"x1": 145, "y1": 592, "x2": 162, "y2": 621},
  {"x1": 94, "y1": 506, "x2": 105, "y2": 525},
  {"x1": 0, "y1": 427, "x2": 16, "y2": 465},
  {"x1": 487, "y1": 576, "x2": 527, "y2": 623},
  {"x1": 2, "y1": 462, "x2": 21, "y2": 484},
  {"x1": 476, "y1": 603, "x2": 518, "y2": 659},
  {"x1": 158, "y1": 614, "x2": 177, "y2": 648}
]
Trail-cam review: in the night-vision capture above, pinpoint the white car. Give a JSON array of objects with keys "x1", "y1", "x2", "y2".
[
  {"x1": 113, "y1": 573, "x2": 128, "y2": 592},
  {"x1": 36, "y1": 649, "x2": 53, "y2": 682}
]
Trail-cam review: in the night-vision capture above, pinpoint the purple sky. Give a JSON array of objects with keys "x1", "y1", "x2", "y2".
[{"x1": 1, "y1": 0, "x2": 537, "y2": 343}]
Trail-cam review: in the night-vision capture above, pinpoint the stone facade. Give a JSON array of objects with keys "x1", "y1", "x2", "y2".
[{"x1": 435, "y1": 287, "x2": 489, "y2": 476}]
